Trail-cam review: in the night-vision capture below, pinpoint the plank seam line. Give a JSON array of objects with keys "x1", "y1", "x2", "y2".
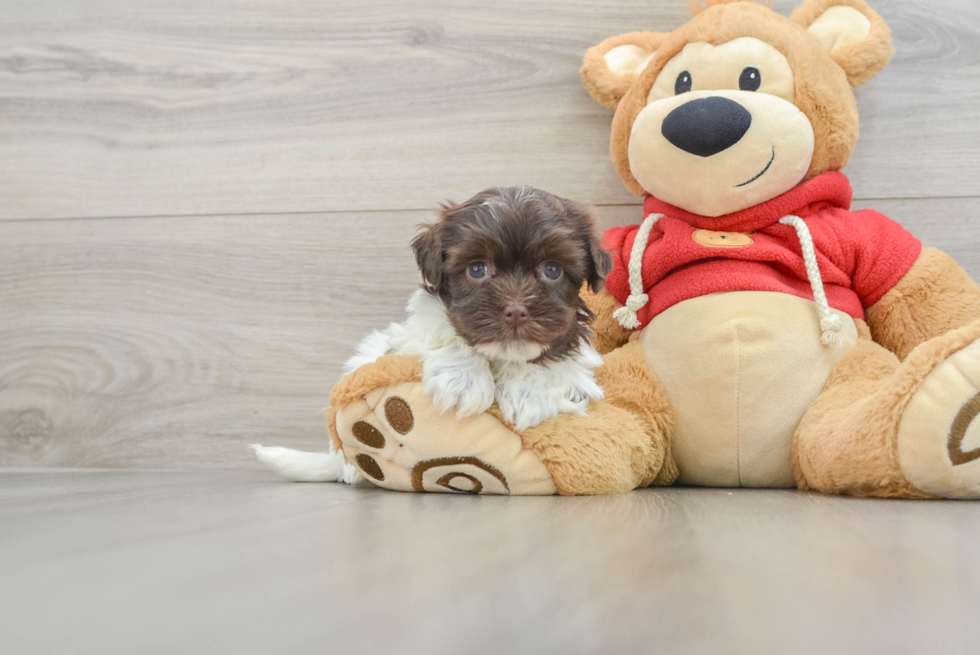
[{"x1": 0, "y1": 196, "x2": 977, "y2": 223}]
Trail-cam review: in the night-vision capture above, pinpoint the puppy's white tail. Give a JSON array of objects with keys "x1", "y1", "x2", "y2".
[{"x1": 250, "y1": 444, "x2": 365, "y2": 485}]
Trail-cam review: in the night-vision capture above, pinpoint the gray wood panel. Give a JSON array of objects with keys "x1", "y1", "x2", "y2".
[
  {"x1": 0, "y1": 210, "x2": 424, "y2": 468},
  {"x1": 1, "y1": 0, "x2": 978, "y2": 220},
  {"x1": 2, "y1": 198, "x2": 977, "y2": 469},
  {"x1": 2, "y1": 469, "x2": 980, "y2": 655}
]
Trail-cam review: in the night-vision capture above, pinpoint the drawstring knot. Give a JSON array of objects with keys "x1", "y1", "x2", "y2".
[
  {"x1": 819, "y1": 315, "x2": 843, "y2": 346},
  {"x1": 613, "y1": 293, "x2": 650, "y2": 329}
]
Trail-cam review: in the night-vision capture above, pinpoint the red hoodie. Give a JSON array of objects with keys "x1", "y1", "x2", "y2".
[{"x1": 603, "y1": 172, "x2": 922, "y2": 330}]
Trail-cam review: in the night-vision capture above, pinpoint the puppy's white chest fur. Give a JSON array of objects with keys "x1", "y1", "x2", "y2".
[{"x1": 344, "y1": 290, "x2": 604, "y2": 431}]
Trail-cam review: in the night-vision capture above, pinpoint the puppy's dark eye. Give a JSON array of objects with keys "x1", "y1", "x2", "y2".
[
  {"x1": 542, "y1": 263, "x2": 562, "y2": 281},
  {"x1": 467, "y1": 262, "x2": 488, "y2": 279},
  {"x1": 739, "y1": 67, "x2": 761, "y2": 92},
  {"x1": 675, "y1": 71, "x2": 692, "y2": 95}
]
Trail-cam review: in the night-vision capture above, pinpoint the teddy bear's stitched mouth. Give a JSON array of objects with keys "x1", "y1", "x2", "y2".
[{"x1": 735, "y1": 147, "x2": 776, "y2": 188}]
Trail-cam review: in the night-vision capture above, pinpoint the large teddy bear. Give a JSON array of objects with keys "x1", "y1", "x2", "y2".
[{"x1": 328, "y1": 0, "x2": 980, "y2": 498}]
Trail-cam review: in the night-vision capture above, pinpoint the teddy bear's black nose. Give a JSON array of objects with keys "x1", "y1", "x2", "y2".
[{"x1": 661, "y1": 96, "x2": 752, "y2": 157}]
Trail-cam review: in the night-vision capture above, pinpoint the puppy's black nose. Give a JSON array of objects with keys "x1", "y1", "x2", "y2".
[
  {"x1": 503, "y1": 303, "x2": 529, "y2": 328},
  {"x1": 661, "y1": 96, "x2": 752, "y2": 157}
]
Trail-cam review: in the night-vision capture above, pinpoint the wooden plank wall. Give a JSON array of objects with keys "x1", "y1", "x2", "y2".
[{"x1": 1, "y1": 0, "x2": 978, "y2": 468}]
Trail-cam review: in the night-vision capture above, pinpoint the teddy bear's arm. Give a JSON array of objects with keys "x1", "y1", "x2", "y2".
[
  {"x1": 581, "y1": 286, "x2": 634, "y2": 354},
  {"x1": 865, "y1": 247, "x2": 980, "y2": 360}
]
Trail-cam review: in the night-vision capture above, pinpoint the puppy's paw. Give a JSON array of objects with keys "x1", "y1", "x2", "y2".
[
  {"x1": 496, "y1": 380, "x2": 560, "y2": 432},
  {"x1": 422, "y1": 360, "x2": 496, "y2": 418}
]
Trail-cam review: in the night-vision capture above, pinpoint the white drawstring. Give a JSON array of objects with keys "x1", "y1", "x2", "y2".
[
  {"x1": 614, "y1": 212, "x2": 842, "y2": 346},
  {"x1": 779, "y1": 215, "x2": 842, "y2": 346},
  {"x1": 613, "y1": 213, "x2": 663, "y2": 329}
]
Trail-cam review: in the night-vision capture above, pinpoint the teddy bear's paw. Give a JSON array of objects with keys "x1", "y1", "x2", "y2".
[
  {"x1": 897, "y1": 328, "x2": 980, "y2": 499},
  {"x1": 333, "y1": 380, "x2": 556, "y2": 495}
]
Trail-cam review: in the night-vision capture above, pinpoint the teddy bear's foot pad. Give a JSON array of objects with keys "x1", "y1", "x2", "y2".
[
  {"x1": 334, "y1": 381, "x2": 557, "y2": 495},
  {"x1": 898, "y1": 333, "x2": 980, "y2": 499}
]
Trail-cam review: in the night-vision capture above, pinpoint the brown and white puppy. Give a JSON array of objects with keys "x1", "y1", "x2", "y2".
[
  {"x1": 345, "y1": 186, "x2": 612, "y2": 431},
  {"x1": 252, "y1": 186, "x2": 611, "y2": 483}
]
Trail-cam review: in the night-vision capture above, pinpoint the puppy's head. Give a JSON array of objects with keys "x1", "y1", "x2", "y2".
[{"x1": 412, "y1": 186, "x2": 611, "y2": 362}]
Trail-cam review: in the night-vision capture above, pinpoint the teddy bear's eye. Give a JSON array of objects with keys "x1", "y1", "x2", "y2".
[
  {"x1": 739, "y1": 67, "x2": 761, "y2": 91},
  {"x1": 674, "y1": 71, "x2": 693, "y2": 95}
]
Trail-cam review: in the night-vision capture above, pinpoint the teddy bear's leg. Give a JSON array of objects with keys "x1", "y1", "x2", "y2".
[
  {"x1": 328, "y1": 341, "x2": 676, "y2": 495},
  {"x1": 327, "y1": 355, "x2": 557, "y2": 495},
  {"x1": 793, "y1": 320, "x2": 980, "y2": 499},
  {"x1": 518, "y1": 339, "x2": 678, "y2": 495}
]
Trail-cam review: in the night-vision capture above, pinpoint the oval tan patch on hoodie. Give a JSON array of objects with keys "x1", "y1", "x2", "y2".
[{"x1": 692, "y1": 229, "x2": 755, "y2": 248}]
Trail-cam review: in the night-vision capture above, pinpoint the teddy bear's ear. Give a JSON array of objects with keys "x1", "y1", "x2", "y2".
[
  {"x1": 581, "y1": 32, "x2": 669, "y2": 110},
  {"x1": 792, "y1": 0, "x2": 894, "y2": 87}
]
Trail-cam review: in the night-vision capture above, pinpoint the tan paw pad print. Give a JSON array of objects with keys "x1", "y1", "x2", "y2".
[{"x1": 334, "y1": 381, "x2": 556, "y2": 495}]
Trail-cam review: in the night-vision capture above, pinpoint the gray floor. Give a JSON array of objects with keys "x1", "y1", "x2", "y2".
[{"x1": 2, "y1": 469, "x2": 979, "y2": 655}]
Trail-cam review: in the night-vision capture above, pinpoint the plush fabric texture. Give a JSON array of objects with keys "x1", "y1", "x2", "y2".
[
  {"x1": 327, "y1": 353, "x2": 422, "y2": 451},
  {"x1": 897, "y1": 328, "x2": 980, "y2": 498},
  {"x1": 593, "y1": 1, "x2": 871, "y2": 197},
  {"x1": 623, "y1": 35, "x2": 816, "y2": 217},
  {"x1": 866, "y1": 247, "x2": 980, "y2": 360},
  {"x1": 791, "y1": 0, "x2": 895, "y2": 87},
  {"x1": 639, "y1": 292, "x2": 858, "y2": 487},
  {"x1": 581, "y1": 285, "x2": 633, "y2": 354},
  {"x1": 628, "y1": 87, "x2": 816, "y2": 217},
  {"x1": 604, "y1": 172, "x2": 922, "y2": 328},
  {"x1": 334, "y1": 380, "x2": 558, "y2": 495},
  {"x1": 791, "y1": 333, "x2": 930, "y2": 498},
  {"x1": 496, "y1": 338, "x2": 677, "y2": 495},
  {"x1": 593, "y1": 339, "x2": 679, "y2": 487},
  {"x1": 794, "y1": 320, "x2": 980, "y2": 498},
  {"x1": 580, "y1": 31, "x2": 669, "y2": 110}
]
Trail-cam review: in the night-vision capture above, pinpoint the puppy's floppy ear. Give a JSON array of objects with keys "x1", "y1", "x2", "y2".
[
  {"x1": 561, "y1": 198, "x2": 613, "y2": 292},
  {"x1": 411, "y1": 218, "x2": 445, "y2": 294},
  {"x1": 586, "y1": 230, "x2": 614, "y2": 293}
]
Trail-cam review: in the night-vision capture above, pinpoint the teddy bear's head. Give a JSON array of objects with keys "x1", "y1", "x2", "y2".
[{"x1": 581, "y1": 0, "x2": 894, "y2": 217}]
